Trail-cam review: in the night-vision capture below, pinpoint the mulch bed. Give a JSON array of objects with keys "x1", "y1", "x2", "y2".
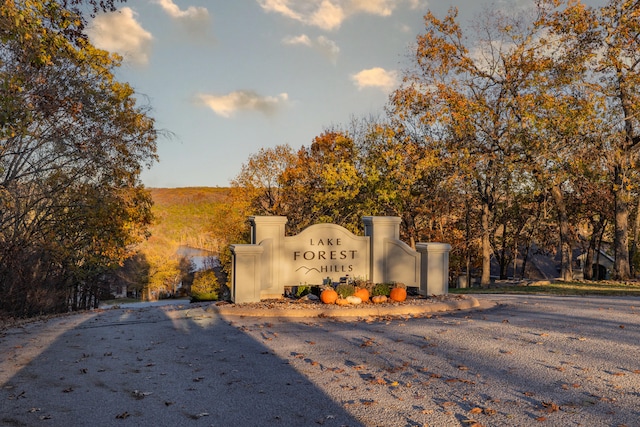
[{"x1": 212, "y1": 293, "x2": 471, "y2": 311}]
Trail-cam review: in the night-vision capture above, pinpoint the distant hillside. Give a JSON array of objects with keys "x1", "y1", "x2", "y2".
[{"x1": 148, "y1": 187, "x2": 230, "y2": 253}]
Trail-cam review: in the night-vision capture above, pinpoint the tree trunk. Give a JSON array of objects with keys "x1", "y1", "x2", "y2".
[
  {"x1": 595, "y1": 223, "x2": 606, "y2": 280},
  {"x1": 583, "y1": 244, "x2": 594, "y2": 281},
  {"x1": 629, "y1": 196, "x2": 640, "y2": 276},
  {"x1": 520, "y1": 242, "x2": 530, "y2": 279},
  {"x1": 512, "y1": 238, "x2": 518, "y2": 280},
  {"x1": 402, "y1": 212, "x2": 417, "y2": 250},
  {"x1": 583, "y1": 217, "x2": 598, "y2": 281},
  {"x1": 465, "y1": 199, "x2": 472, "y2": 287},
  {"x1": 499, "y1": 221, "x2": 508, "y2": 280},
  {"x1": 550, "y1": 184, "x2": 573, "y2": 281},
  {"x1": 481, "y1": 200, "x2": 491, "y2": 287},
  {"x1": 613, "y1": 164, "x2": 631, "y2": 280},
  {"x1": 585, "y1": 217, "x2": 606, "y2": 280}
]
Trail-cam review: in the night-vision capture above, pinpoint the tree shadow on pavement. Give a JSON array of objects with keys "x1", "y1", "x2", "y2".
[
  {"x1": 222, "y1": 295, "x2": 640, "y2": 427},
  {"x1": 0, "y1": 304, "x2": 363, "y2": 427}
]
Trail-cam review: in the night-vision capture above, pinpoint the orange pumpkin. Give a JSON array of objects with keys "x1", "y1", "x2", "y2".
[
  {"x1": 372, "y1": 295, "x2": 387, "y2": 304},
  {"x1": 353, "y1": 287, "x2": 370, "y2": 302},
  {"x1": 335, "y1": 297, "x2": 350, "y2": 306},
  {"x1": 389, "y1": 287, "x2": 407, "y2": 302},
  {"x1": 320, "y1": 288, "x2": 338, "y2": 304}
]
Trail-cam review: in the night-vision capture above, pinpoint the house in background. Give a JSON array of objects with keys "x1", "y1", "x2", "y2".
[
  {"x1": 576, "y1": 250, "x2": 613, "y2": 280},
  {"x1": 176, "y1": 245, "x2": 219, "y2": 272},
  {"x1": 458, "y1": 245, "x2": 615, "y2": 287},
  {"x1": 111, "y1": 285, "x2": 127, "y2": 299},
  {"x1": 511, "y1": 247, "x2": 614, "y2": 282}
]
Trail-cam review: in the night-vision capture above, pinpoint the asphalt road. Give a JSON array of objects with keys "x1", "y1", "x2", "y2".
[{"x1": 1, "y1": 295, "x2": 639, "y2": 427}]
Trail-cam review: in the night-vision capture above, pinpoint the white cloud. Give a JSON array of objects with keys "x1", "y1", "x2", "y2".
[
  {"x1": 282, "y1": 34, "x2": 312, "y2": 46},
  {"x1": 347, "y1": 0, "x2": 394, "y2": 16},
  {"x1": 283, "y1": 34, "x2": 340, "y2": 63},
  {"x1": 258, "y1": 0, "x2": 304, "y2": 22},
  {"x1": 196, "y1": 91, "x2": 289, "y2": 118},
  {"x1": 87, "y1": 7, "x2": 153, "y2": 66},
  {"x1": 257, "y1": 0, "x2": 416, "y2": 31},
  {"x1": 154, "y1": 0, "x2": 209, "y2": 20},
  {"x1": 316, "y1": 35, "x2": 340, "y2": 63},
  {"x1": 308, "y1": 1, "x2": 344, "y2": 31},
  {"x1": 406, "y1": 0, "x2": 427, "y2": 10},
  {"x1": 351, "y1": 67, "x2": 398, "y2": 91},
  {"x1": 153, "y1": 0, "x2": 210, "y2": 37}
]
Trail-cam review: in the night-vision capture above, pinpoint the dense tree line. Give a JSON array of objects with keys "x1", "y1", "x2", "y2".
[
  {"x1": 227, "y1": 0, "x2": 640, "y2": 284},
  {"x1": 0, "y1": 0, "x2": 157, "y2": 316}
]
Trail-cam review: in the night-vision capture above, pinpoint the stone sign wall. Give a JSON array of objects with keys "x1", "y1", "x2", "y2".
[
  {"x1": 284, "y1": 223, "x2": 370, "y2": 285},
  {"x1": 230, "y1": 216, "x2": 451, "y2": 303}
]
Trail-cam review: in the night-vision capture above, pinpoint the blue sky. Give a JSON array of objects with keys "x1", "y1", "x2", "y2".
[{"x1": 86, "y1": 0, "x2": 530, "y2": 188}]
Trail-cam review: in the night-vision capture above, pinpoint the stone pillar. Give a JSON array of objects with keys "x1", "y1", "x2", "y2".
[
  {"x1": 250, "y1": 216, "x2": 287, "y2": 244},
  {"x1": 230, "y1": 244, "x2": 264, "y2": 303},
  {"x1": 416, "y1": 243, "x2": 451, "y2": 296},
  {"x1": 250, "y1": 216, "x2": 287, "y2": 299},
  {"x1": 363, "y1": 216, "x2": 401, "y2": 284}
]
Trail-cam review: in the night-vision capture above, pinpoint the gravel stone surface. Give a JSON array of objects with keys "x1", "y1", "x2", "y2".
[{"x1": 1, "y1": 294, "x2": 639, "y2": 426}]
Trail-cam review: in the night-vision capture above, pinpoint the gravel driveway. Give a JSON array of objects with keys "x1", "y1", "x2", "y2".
[{"x1": 1, "y1": 295, "x2": 639, "y2": 426}]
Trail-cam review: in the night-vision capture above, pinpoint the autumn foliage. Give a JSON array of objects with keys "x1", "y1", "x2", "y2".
[
  {"x1": 228, "y1": 0, "x2": 640, "y2": 285},
  {"x1": 0, "y1": 1, "x2": 157, "y2": 316}
]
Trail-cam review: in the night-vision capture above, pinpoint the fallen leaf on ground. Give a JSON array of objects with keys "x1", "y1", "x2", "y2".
[{"x1": 131, "y1": 390, "x2": 152, "y2": 399}]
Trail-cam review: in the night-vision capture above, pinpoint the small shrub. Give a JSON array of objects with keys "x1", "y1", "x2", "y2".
[
  {"x1": 336, "y1": 283, "x2": 355, "y2": 298},
  {"x1": 296, "y1": 285, "x2": 311, "y2": 297},
  {"x1": 191, "y1": 269, "x2": 220, "y2": 302},
  {"x1": 190, "y1": 291, "x2": 218, "y2": 302},
  {"x1": 371, "y1": 283, "x2": 391, "y2": 297},
  {"x1": 351, "y1": 277, "x2": 372, "y2": 291}
]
